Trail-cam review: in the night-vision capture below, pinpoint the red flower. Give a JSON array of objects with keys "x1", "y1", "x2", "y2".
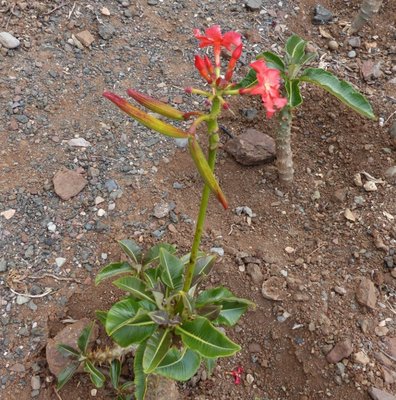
[
  {"x1": 229, "y1": 366, "x2": 243, "y2": 384},
  {"x1": 240, "y1": 59, "x2": 287, "y2": 118},
  {"x1": 194, "y1": 25, "x2": 242, "y2": 68}
]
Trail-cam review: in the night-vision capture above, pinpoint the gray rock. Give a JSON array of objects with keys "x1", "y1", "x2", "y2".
[
  {"x1": 245, "y1": 0, "x2": 262, "y2": 11},
  {"x1": 16, "y1": 295, "x2": 30, "y2": 305},
  {"x1": 147, "y1": 0, "x2": 159, "y2": 4},
  {"x1": 385, "y1": 166, "x2": 396, "y2": 182},
  {"x1": 31, "y1": 376, "x2": 41, "y2": 390},
  {"x1": 99, "y1": 24, "x2": 116, "y2": 40},
  {"x1": 0, "y1": 32, "x2": 20, "y2": 49},
  {"x1": 153, "y1": 203, "x2": 170, "y2": 219},
  {"x1": 313, "y1": 5, "x2": 333, "y2": 24},
  {"x1": 210, "y1": 247, "x2": 224, "y2": 257},
  {"x1": 0, "y1": 258, "x2": 7, "y2": 272},
  {"x1": 225, "y1": 129, "x2": 276, "y2": 166},
  {"x1": 348, "y1": 37, "x2": 361, "y2": 48},
  {"x1": 246, "y1": 263, "x2": 264, "y2": 285},
  {"x1": 242, "y1": 108, "x2": 258, "y2": 121},
  {"x1": 105, "y1": 179, "x2": 118, "y2": 192},
  {"x1": 368, "y1": 387, "x2": 396, "y2": 400},
  {"x1": 24, "y1": 245, "x2": 34, "y2": 258},
  {"x1": 174, "y1": 138, "x2": 188, "y2": 148},
  {"x1": 348, "y1": 50, "x2": 357, "y2": 58}
]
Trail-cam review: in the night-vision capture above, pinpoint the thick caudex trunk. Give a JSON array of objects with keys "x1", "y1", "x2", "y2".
[
  {"x1": 276, "y1": 107, "x2": 294, "y2": 185},
  {"x1": 349, "y1": 0, "x2": 383, "y2": 34}
]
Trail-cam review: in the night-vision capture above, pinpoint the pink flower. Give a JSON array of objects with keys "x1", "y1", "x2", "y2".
[
  {"x1": 240, "y1": 59, "x2": 287, "y2": 118},
  {"x1": 194, "y1": 25, "x2": 242, "y2": 68},
  {"x1": 229, "y1": 366, "x2": 243, "y2": 384}
]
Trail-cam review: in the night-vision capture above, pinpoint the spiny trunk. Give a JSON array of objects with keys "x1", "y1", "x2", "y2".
[
  {"x1": 276, "y1": 107, "x2": 294, "y2": 185},
  {"x1": 349, "y1": 0, "x2": 384, "y2": 34}
]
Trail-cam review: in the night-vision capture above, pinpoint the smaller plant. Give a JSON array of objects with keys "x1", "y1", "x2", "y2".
[
  {"x1": 239, "y1": 34, "x2": 376, "y2": 185},
  {"x1": 56, "y1": 240, "x2": 252, "y2": 399}
]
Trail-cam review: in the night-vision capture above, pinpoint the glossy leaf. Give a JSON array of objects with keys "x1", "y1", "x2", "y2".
[
  {"x1": 189, "y1": 137, "x2": 228, "y2": 209},
  {"x1": 193, "y1": 255, "x2": 216, "y2": 277},
  {"x1": 213, "y1": 300, "x2": 249, "y2": 327},
  {"x1": 236, "y1": 67, "x2": 257, "y2": 89},
  {"x1": 285, "y1": 79, "x2": 302, "y2": 108},
  {"x1": 127, "y1": 89, "x2": 185, "y2": 121},
  {"x1": 204, "y1": 357, "x2": 217, "y2": 376},
  {"x1": 110, "y1": 359, "x2": 121, "y2": 389},
  {"x1": 299, "y1": 68, "x2": 375, "y2": 119},
  {"x1": 134, "y1": 341, "x2": 147, "y2": 400},
  {"x1": 195, "y1": 287, "x2": 234, "y2": 306},
  {"x1": 285, "y1": 34, "x2": 307, "y2": 63},
  {"x1": 196, "y1": 304, "x2": 222, "y2": 320},
  {"x1": 84, "y1": 360, "x2": 105, "y2": 388},
  {"x1": 118, "y1": 239, "x2": 142, "y2": 264},
  {"x1": 159, "y1": 249, "x2": 184, "y2": 290},
  {"x1": 154, "y1": 348, "x2": 201, "y2": 381},
  {"x1": 95, "y1": 262, "x2": 133, "y2": 285},
  {"x1": 257, "y1": 51, "x2": 285, "y2": 71},
  {"x1": 142, "y1": 329, "x2": 172, "y2": 373},
  {"x1": 105, "y1": 298, "x2": 156, "y2": 347},
  {"x1": 57, "y1": 362, "x2": 79, "y2": 390},
  {"x1": 57, "y1": 344, "x2": 80, "y2": 358},
  {"x1": 77, "y1": 322, "x2": 94, "y2": 354},
  {"x1": 143, "y1": 243, "x2": 177, "y2": 267},
  {"x1": 103, "y1": 92, "x2": 190, "y2": 139},
  {"x1": 95, "y1": 310, "x2": 108, "y2": 327},
  {"x1": 144, "y1": 268, "x2": 160, "y2": 288},
  {"x1": 113, "y1": 276, "x2": 155, "y2": 303},
  {"x1": 175, "y1": 316, "x2": 240, "y2": 358}
]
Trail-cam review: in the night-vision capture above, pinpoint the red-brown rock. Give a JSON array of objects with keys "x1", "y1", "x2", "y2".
[
  {"x1": 368, "y1": 387, "x2": 396, "y2": 400},
  {"x1": 53, "y1": 168, "x2": 87, "y2": 200},
  {"x1": 356, "y1": 277, "x2": 377, "y2": 309},
  {"x1": 225, "y1": 129, "x2": 276, "y2": 166},
  {"x1": 326, "y1": 338, "x2": 353, "y2": 363},
  {"x1": 46, "y1": 318, "x2": 98, "y2": 376}
]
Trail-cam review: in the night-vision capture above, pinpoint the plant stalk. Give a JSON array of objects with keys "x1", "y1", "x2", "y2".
[
  {"x1": 183, "y1": 98, "x2": 221, "y2": 292},
  {"x1": 276, "y1": 106, "x2": 294, "y2": 185}
]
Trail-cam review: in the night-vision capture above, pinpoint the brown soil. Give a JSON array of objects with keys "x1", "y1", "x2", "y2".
[{"x1": 1, "y1": 0, "x2": 395, "y2": 399}]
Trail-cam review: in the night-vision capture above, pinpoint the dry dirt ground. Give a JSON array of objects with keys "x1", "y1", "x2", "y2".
[{"x1": 0, "y1": 0, "x2": 395, "y2": 399}]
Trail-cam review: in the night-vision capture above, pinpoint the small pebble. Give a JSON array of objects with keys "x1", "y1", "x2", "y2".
[{"x1": 348, "y1": 50, "x2": 356, "y2": 58}]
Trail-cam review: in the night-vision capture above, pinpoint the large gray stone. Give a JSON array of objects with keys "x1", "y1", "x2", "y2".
[{"x1": 0, "y1": 32, "x2": 20, "y2": 49}]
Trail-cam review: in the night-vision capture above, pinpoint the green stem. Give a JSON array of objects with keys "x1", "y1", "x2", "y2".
[{"x1": 183, "y1": 98, "x2": 221, "y2": 292}]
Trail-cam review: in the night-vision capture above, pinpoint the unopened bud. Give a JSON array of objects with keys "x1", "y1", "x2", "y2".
[{"x1": 184, "y1": 87, "x2": 193, "y2": 94}]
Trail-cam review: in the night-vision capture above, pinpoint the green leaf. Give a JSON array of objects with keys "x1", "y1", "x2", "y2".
[
  {"x1": 299, "y1": 68, "x2": 375, "y2": 119},
  {"x1": 77, "y1": 322, "x2": 94, "y2": 354},
  {"x1": 159, "y1": 249, "x2": 184, "y2": 290},
  {"x1": 299, "y1": 51, "x2": 317, "y2": 66},
  {"x1": 285, "y1": 79, "x2": 302, "y2": 108},
  {"x1": 213, "y1": 301, "x2": 249, "y2": 327},
  {"x1": 142, "y1": 329, "x2": 172, "y2": 373},
  {"x1": 57, "y1": 362, "x2": 79, "y2": 390},
  {"x1": 148, "y1": 310, "x2": 170, "y2": 325},
  {"x1": 84, "y1": 360, "x2": 105, "y2": 388},
  {"x1": 154, "y1": 348, "x2": 201, "y2": 381},
  {"x1": 257, "y1": 51, "x2": 285, "y2": 71},
  {"x1": 196, "y1": 304, "x2": 222, "y2": 321},
  {"x1": 143, "y1": 243, "x2": 177, "y2": 266},
  {"x1": 57, "y1": 344, "x2": 80, "y2": 359},
  {"x1": 175, "y1": 316, "x2": 240, "y2": 358},
  {"x1": 204, "y1": 357, "x2": 216, "y2": 376},
  {"x1": 144, "y1": 268, "x2": 160, "y2": 288},
  {"x1": 95, "y1": 310, "x2": 108, "y2": 327},
  {"x1": 119, "y1": 239, "x2": 142, "y2": 264},
  {"x1": 110, "y1": 359, "x2": 121, "y2": 389},
  {"x1": 95, "y1": 262, "x2": 133, "y2": 285},
  {"x1": 105, "y1": 298, "x2": 156, "y2": 347},
  {"x1": 194, "y1": 255, "x2": 216, "y2": 277},
  {"x1": 181, "y1": 292, "x2": 194, "y2": 315},
  {"x1": 285, "y1": 34, "x2": 307, "y2": 63},
  {"x1": 134, "y1": 341, "x2": 147, "y2": 400},
  {"x1": 113, "y1": 276, "x2": 155, "y2": 303},
  {"x1": 236, "y1": 68, "x2": 257, "y2": 89},
  {"x1": 195, "y1": 287, "x2": 234, "y2": 306},
  {"x1": 180, "y1": 251, "x2": 206, "y2": 265}
]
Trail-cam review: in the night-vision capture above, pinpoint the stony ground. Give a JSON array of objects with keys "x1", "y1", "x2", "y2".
[{"x1": 0, "y1": 0, "x2": 396, "y2": 399}]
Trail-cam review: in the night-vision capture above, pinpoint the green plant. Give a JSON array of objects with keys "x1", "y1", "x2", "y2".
[
  {"x1": 239, "y1": 34, "x2": 376, "y2": 185},
  {"x1": 56, "y1": 25, "x2": 255, "y2": 399}
]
